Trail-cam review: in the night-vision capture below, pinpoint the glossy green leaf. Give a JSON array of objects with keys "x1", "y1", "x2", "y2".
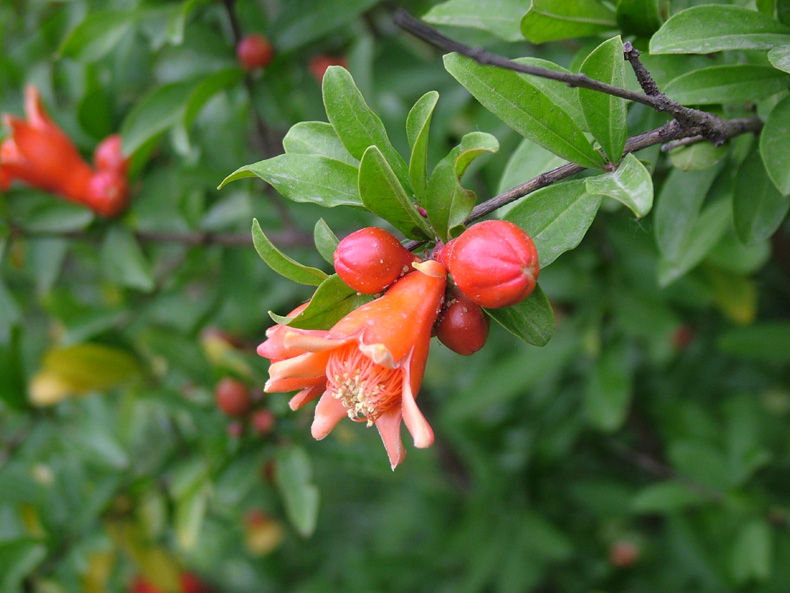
[
  {"x1": 271, "y1": 0, "x2": 378, "y2": 52},
  {"x1": 664, "y1": 65, "x2": 790, "y2": 105},
  {"x1": 767, "y1": 43, "x2": 790, "y2": 73},
  {"x1": 100, "y1": 227, "x2": 155, "y2": 292},
  {"x1": 731, "y1": 520, "x2": 773, "y2": 584},
  {"x1": 322, "y1": 67, "x2": 410, "y2": 190},
  {"x1": 0, "y1": 538, "x2": 47, "y2": 592},
  {"x1": 512, "y1": 58, "x2": 586, "y2": 130},
  {"x1": 579, "y1": 36, "x2": 627, "y2": 163},
  {"x1": 282, "y1": 121, "x2": 358, "y2": 165},
  {"x1": 650, "y1": 5, "x2": 790, "y2": 54},
  {"x1": 718, "y1": 322, "x2": 790, "y2": 362},
  {"x1": 275, "y1": 445, "x2": 320, "y2": 537},
  {"x1": 586, "y1": 154, "x2": 653, "y2": 217},
  {"x1": 759, "y1": 94, "x2": 790, "y2": 195},
  {"x1": 359, "y1": 146, "x2": 433, "y2": 240},
  {"x1": 251, "y1": 219, "x2": 327, "y2": 286},
  {"x1": 503, "y1": 179, "x2": 603, "y2": 268},
  {"x1": 668, "y1": 142, "x2": 728, "y2": 171},
  {"x1": 654, "y1": 165, "x2": 721, "y2": 261},
  {"x1": 658, "y1": 198, "x2": 731, "y2": 286},
  {"x1": 120, "y1": 79, "x2": 196, "y2": 156},
  {"x1": 59, "y1": 10, "x2": 144, "y2": 62},
  {"x1": 521, "y1": 0, "x2": 617, "y2": 43},
  {"x1": 222, "y1": 154, "x2": 361, "y2": 208},
  {"x1": 314, "y1": 219, "x2": 340, "y2": 265},
  {"x1": 584, "y1": 340, "x2": 632, "y2": 431},
  {"x1": 616, "y1": 0, "x2": 663, "y2": 37},
  {"x1": 444, "y1": 53, "x2": 604, "y2": 169},
  {"x1": 485, "y1": 284, "x2": 555, "y2": 347},
  {"x1": 425, "y1": 131, "x2": 499, "y2": 241},
  {"x1": 733, "y1": 151, "x2": 790, "y2": 244},
  {"x1": 423, "y1": 0, "x2": 525, "y2": 41},
  {"x1": 406, "y1": 91, "x2": 439, "y2": 201},
  {"x1": 287, "y1": 274, "x2": 373, "y2": 330},
  {"x1": 631, "y1": 482, "x2": 706, "y2": 513}
]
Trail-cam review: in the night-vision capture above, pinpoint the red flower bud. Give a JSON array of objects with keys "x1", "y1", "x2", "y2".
[
  {"x1": 435, "y1": 286, "x2": 489, "y2": 355},
  {"x1": 333, "y1": 227, "x2": 419, "y2": 294},
  {"x1": 215, "y1": 377, "x2": 251, "y2": 416},
  {"x1": 308, "y1": 54, "x2": 348, "y2": 82},
  {"x1": 250, "y1": 408, "x2": 275, "y2": 436},
  {"x1": 85, "y1": 170, "x2": 129, "y2": 217},
  {"x1": 93, "y1": 134, "x2": 128, "y2": 176},
  {"x1": 443, "y1": 220, "x2": 539, "y2": 309},
  {"x1": 236, "y1": 34, "x2": 274, "y2": 71}
]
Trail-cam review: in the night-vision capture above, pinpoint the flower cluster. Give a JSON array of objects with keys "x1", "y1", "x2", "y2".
[
  {"x1": 257, "y1": 221, "x2": 539, "y2": 469},
  {"x1": 1, "y1": 85, "x2": 130, "y2": 217}
]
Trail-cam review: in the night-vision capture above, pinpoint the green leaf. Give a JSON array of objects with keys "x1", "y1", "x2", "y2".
[
  {"x1": 503, "y1": 179, "x2": 603, "y2": 268},
  {"x1": 585, "y1": 153, "x2": 654, "y2": 217},
  {"x1": 425, "y1": 132, "x2": 499, "y2": 241},
  {"x1": 275, "y1": 445, "x2": 320, "y2": 537},
  {"x1": 59, "y1": 10, "x2": 144, "y2": 62},
  {"x1": 497, "y1": 139, "x2": 566, "y2": 204},
  {"x1": 658, "y1": 198, "x2": 731, "y2": 286},
  {"x1": 182, "y1": 68, "x2": 244, "y2": 131},
  {"x1": 631, "y1": 482, "x2": 706, "y2": 513},
  {"x1": 649, "y1": 5, "x2": 790, "y2": 54},
  {"x1": 286, "y1": 274, "x2": 373, "y2": 330},
  {"x1": 359, "y1": 146, "x2": 433, "y2": 240},
  {"x1": 0, "y1": 539, "x2": 47, "y2": 592},
  {"x1": 174, "y1": 481, "x2": 210, "y2": 551},
  {"x1": 718, "y1": 322, "x2": 790, "y2": 362},
  {"x1": 731, "y1": 520, "x2": 773, "y2": 584},
  {"x1": 521, "y1": 0, "x2": 617, "y2": 43},
  {"x1": 251, "y1": 219, "x2": 328, "y2": 286},
  {"x1": 271, "y1": 0, "x2": 378, "y2": 52},
  {"x1": 760, "y1": 93, "x2": 790, "y2": 195},
  {"x1": 101, "y1": 226, "x2": 155, "y2": 292},
  {"x1": 512, "y1": 58, "x2": 587, "y2": 130},
  {"x1": 322, "y1": 67, "x2": 410, "y2": 190},
  {"x1": 120, "y1": 79, "x2": 197, "y2": 156},
  {"x1": 484, "y1": 284, "x2": 555, "y2": 347},
  {"x1": 664, "y1": 65, "x2": 790, "y2": 105},
  {"x1": 584, "y1": 340, "x2": 632, "y2": 432},
  {"x1": 579, "y1": 36, "x2": 627, "y2": 164},
  {"x1": 444, "y1": 53, "x2": 604, "y2": 169},
  {"x1": 616, "y1": 0, "x2": 663, "y2": 37},
  {"x1": 768, "y1": 43, "x2": 790, "y2": 73},
  {"x1": 423, "y1": 0, "x2": 526, "y2": 41},
  {"x1": 654, "y1": 165, "x2": 721, "y2": 261},
  {"x1": 313, "y1": 219, "x2": 339, "y2": 265},
  {"x1": 406, "y1": 91, "x2": 439, "y2": 201},
  {"x1": 19, "y1": 199, "x2": 95, "y2": 233},
  {"x1": 222, "y1": 154, "x2": 361, "y2": 208},
  {"x1": 282, "y1": 121, "x2": 358, "y2": 166},
  {"x1": 668, "y1": 142, "x2": 728, "y2": 171},
  {"x1": 733, "y1": 151, "x2": 790, "y2": 244}
]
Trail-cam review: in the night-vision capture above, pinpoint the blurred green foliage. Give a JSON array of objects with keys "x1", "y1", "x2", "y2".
[{"x1": 1, "y1": 1, "x2": 790, "y2": 592}]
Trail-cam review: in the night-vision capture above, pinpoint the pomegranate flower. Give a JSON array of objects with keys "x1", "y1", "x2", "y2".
[{"x1": 258, "y1": 260, "x2": 447, "y2": 469}]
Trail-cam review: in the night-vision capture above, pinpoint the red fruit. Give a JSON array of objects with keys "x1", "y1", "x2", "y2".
[
  {"x1": 435, "y1": 286, "x2": 490, "y2": 355},
  {"x1": 236, "y1": 34, "x2": 274, "y2": 71},
  {"x1": 609, "y1": 540, "x2": 640, "y2": 568},
  {"x1": 443, "y1": 220, "x2": 539, "y2": 309},
  {"x1": 93, "y1": 134, "x2": 129, "y2": 175},
  {"x1": 215, "y1": 377, "x2": 251, "y2": 416},
  {"x1": 250, "y1": 408, "x2": 275, "y2": 436},
  {"x1": 308, "y1": 54, "x2": 348, "y2": 82},
  {"x1": 333, "y1": 227, "x2": 419, "y2": 294}
]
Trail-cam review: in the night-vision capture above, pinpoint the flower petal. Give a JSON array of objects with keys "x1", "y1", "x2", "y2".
[
  {"x1": 266, "y1": 351, "x2": 331, "y2": 389},
  {"x1": 376, "y1": 407, "x2": 406, "y2": 470},
  {"x1": 400, "y1": 350, "x2": 434, "y2": 449},
  {"x1": 289, "y1": 381, "x2": 326, "y2": 411},
  {"x1": 311, "y1": 392, "x2": 347, "y2": 440}
]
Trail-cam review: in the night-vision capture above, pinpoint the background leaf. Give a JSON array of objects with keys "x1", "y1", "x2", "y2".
[
  {"x1": 423, "y1": 0, "x2": 526, "y2": 41},
  {"x1": 484, "y1": 284, "x2": 555, "y2": 347},
  {"x1": 664, "y1": 65, "x2": 790, "y2": 105},
  {"x1": 759, "y1": 93, "x2": 790, "y2": 195},
  {"x1": 274, "y1": 446, "x2": 320, "y2": 538},
  {"x1": 585, "y1": 153, "x2": 654, "y2": 217},
  {"x1": 521, "y1": 0, "x2": 616, "y2": 43},
  {"x1": 733, "y1": 151, "x2": 790, "y2": 244},
  {"x1": 251, "y1": 219, "x2": 328, "y2": 286}
]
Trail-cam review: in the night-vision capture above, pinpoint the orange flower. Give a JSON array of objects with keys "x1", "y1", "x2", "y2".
[
  {"x1": 1, "y1": 85, "x2": 129, "y2": 217},
  {"x1": 259, "y1": 260, "x2": 447, "y2": 469}
]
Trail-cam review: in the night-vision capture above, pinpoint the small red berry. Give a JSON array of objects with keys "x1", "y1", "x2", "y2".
[
  {"x1": 93, "y1": 134, "x2": 128, "y2": 175},
  {"x1": 250, "y1": 408, "x2": 275, "y2": 436},
  {"x1": 443, "y1": 220, "x2": 539, "y2": 309},
  {"x1": 435, "y1": 286, "x2": 490, "y2": 355},
  {"x1": 308, "y1": 54, "x2": 348, "y2": 82},
  {"x1": 236, "y1": 34, "x2": 274, "y2": 71},
  {"x1": 333, "y1": 227, "x2": 419, "y2": 294},
  {"x1": 215, "y1": 377, "x2": 251, "y2": 416},
  {"x1": 609, "y1": 540, "x2": 640, "y2": 568}
]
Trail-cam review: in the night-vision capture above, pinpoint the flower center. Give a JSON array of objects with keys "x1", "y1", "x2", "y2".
[{"x1": 325, "y1": 343, "x2": 402, "y2": 426}]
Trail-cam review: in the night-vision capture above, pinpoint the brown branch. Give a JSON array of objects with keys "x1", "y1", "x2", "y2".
[
  {"x1": 394, "y1": 9, "x2": 742, "y2": 145},
  {"x1": 623, "y1": 41, "x2": 661, "y2": 96}
]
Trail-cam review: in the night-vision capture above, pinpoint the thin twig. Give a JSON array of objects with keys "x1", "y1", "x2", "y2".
[
  {"x1": 661, "y1": 135, "x2": 705, "y2": 152},
  {"x1": 623, "y1": 41, "x2": 661, "y2": 96},
  {"x1": 394, "y1": 9, "x2": 740, "y2": 145}
]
